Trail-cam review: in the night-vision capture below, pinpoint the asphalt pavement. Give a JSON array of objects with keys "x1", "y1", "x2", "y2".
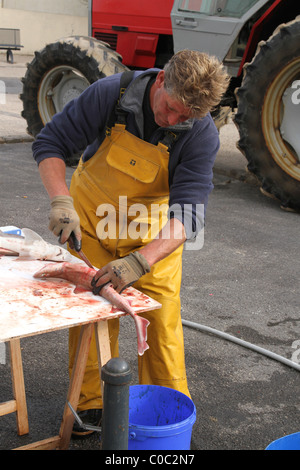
[{"x1": 0, "y1": 52, "x2": 299, "y2": 453}]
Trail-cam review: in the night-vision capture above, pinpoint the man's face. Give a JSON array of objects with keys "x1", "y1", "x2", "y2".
[{"x1": 150, "y1": 71, "x2": 192, "y2": 127}]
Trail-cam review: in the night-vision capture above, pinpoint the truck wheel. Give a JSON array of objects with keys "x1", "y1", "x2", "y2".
[
  {"x1": 21, "y1": 36, "x2": 129, "y2": 138},
  {"x1": 234, "y1": 18, "x2": 300, "y2": 212}
]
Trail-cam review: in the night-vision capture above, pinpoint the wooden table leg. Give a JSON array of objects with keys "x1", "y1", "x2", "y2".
[
  {"x1": 94, "y1": 320, "x2": 112, "y2": 395},
  {"x1": 14, "y1": 320, "x2": 112, "y2": 450},
  {"x1": 14, "y1": 323, "x2": 94, "y2": 451},
  {"x1": 0, "y1": 340, "x2": 29, "y2": 436},
  {"x1": 10, "y1": 339, "x2": 29, "y2": 436},
  {"x1": 59, "y1": 321, "x2": 111, "y2": 449},
  {"x1": 58, "y1": 323, "x2": 94, "y2": 450}
]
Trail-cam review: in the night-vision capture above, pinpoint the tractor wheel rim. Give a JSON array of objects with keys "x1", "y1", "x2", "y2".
[
  {"x1": 38, "y1": 65, "x2": 90, "y2": 124},
  {"x1": 262, "y1": 57, "x2": 300, "y2": 181}
]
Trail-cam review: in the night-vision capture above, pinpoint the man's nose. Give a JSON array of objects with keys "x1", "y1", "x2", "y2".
[{"x1": 167, "y1": 113, "x2": 180, "y2": 126}]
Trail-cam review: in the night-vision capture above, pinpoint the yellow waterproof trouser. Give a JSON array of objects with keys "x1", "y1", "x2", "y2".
[{"x1": 69, "y1": 124, "x2": 190, "y2": 410}]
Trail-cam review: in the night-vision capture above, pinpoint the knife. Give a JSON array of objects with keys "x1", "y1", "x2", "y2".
[
  {"x1": 68, "y1": 231, "x2": 95, "y2": 269},
  {"x1": 59, "y1": 231, "x2": 94, "y2": 269}
]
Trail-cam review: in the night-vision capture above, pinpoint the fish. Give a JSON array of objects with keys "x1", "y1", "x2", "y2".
[
  {"x1": 0, "y1": 231, "x2": 22, "y2": 255},
  {"x1": 0, "y1": 228, "x2": 72, "y2": 262},
  {"x1": 33, "y1": 261, "x2": 150, "y2": 356}
]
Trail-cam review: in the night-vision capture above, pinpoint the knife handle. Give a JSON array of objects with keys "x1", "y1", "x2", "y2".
[
  {"x1": 59, "y1": 230, "x2": 81, "y2": 252},
  {"x1": 69, "y1": 231, "x2": 82, "y2": 252}
]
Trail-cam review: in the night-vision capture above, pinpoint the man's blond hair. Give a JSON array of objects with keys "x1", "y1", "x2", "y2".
[{"x1": 164, "y1": 50, "x2": 230, "y2": 118}]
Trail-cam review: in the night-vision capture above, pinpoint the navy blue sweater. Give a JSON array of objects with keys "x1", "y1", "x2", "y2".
[{"x1": 32, "y1": 69, "x2": 220, "y2": 239}]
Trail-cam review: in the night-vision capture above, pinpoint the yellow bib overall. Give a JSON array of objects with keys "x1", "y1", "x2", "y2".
[{"x1": 69, "y1": 123, "x2": 190, "y2": 410}]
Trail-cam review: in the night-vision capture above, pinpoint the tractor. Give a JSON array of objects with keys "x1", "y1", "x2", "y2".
[{"x1": 21, "y1": 0, "x2": 300, "y2": 211}]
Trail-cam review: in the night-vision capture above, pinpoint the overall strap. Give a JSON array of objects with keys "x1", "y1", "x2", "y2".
[
  {"x1": 159, "y1": 130, "x2": 181, "y2": 152},
  {"x1": 105, "y1": 71, "x2": 135, "y2": 136}
]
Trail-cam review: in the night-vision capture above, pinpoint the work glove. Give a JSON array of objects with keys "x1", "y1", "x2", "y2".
[
  {"x1": 49, "y1": 195, "x2": 81, "y2": 244},
  {"x1": 91, "y1": 251, "x2": 151, "y2": 294}
]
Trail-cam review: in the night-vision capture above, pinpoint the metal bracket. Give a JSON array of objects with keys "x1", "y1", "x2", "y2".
[{"x1": 67, "y1": 401, "x2": 102, "y2": 432}]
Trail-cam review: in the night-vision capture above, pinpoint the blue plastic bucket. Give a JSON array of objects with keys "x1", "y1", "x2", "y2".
[
  {"x1": 266, "y1": 431, "x2": 300, "y2": 450},
  {"x1": 128, "y1": 385, "x2": 196, "y2": 450}
]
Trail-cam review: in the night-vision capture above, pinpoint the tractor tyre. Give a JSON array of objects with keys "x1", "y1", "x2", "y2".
[
  {"x1": 234, "y1": 18, "x2": 300, "y2": 212},
  {"x1": 21, "y1": 36, "x2": 128, "y2": 140}
]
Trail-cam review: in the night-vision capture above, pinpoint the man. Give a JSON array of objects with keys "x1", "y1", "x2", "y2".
[{"x1": 32, "y1": 50, "x2": 229, "y2": 437}]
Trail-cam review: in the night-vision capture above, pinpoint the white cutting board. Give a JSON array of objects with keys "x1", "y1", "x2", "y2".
[{"x1": 0, "y1": 256, "x2": 160, "y2": 342}]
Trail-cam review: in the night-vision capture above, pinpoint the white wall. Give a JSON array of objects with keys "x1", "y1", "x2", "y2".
[
  {"x1": 1, "y1": 0, "x2": 88, "y2": 17},
  {"x1": 0, "y1": 0, "x2": 88, "y2": 54}
]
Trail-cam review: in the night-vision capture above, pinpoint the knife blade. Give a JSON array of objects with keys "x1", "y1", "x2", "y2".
[
  {"x1": 76, "y1": 248, "x2": 94, "y2": 269},
  {"x1": 68, "y1": 231, "x2": 94, "y2": 269},
  {"x1": 60, "y1": 231, "x2": 94, "y2": 269}
]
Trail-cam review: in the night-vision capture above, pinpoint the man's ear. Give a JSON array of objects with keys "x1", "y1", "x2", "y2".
[{"x1": 156, "y1": 70, "x2": 165, "y2": 88}]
